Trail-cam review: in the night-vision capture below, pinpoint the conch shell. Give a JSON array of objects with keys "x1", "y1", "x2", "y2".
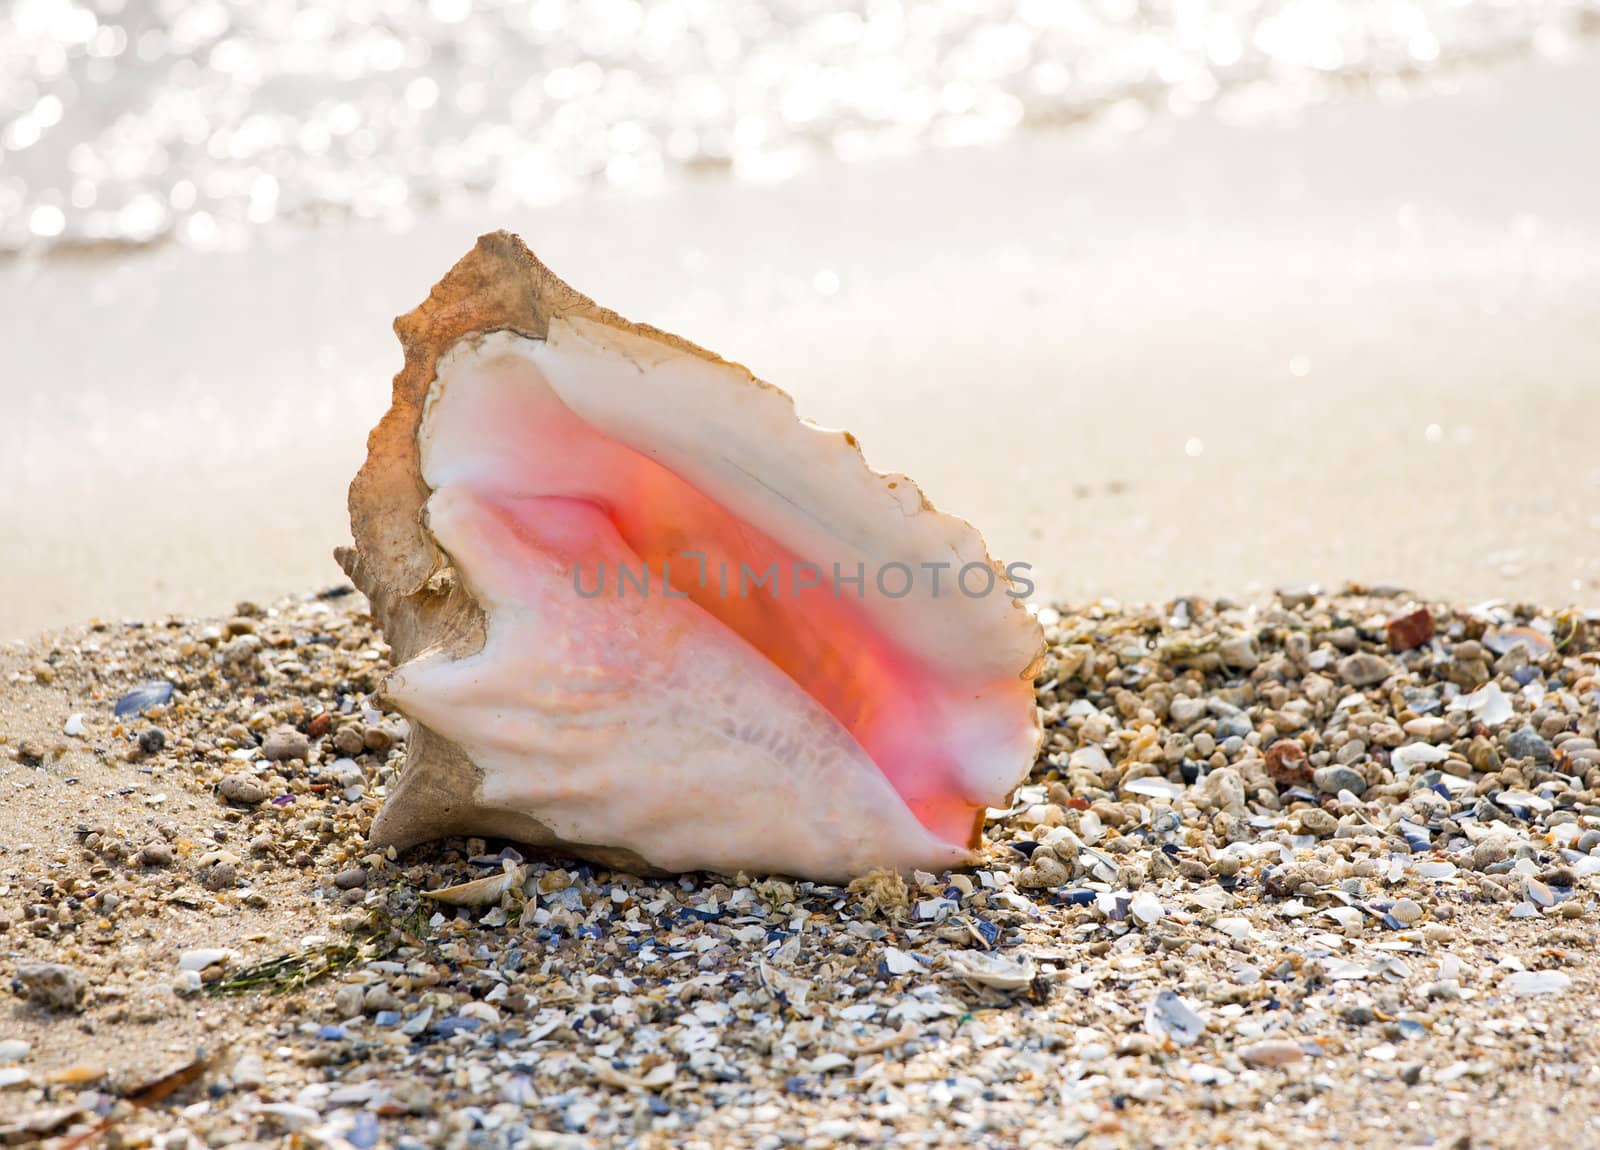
[{"x1": 338, "y1": 232, "x2": 1043, "y2": 882}]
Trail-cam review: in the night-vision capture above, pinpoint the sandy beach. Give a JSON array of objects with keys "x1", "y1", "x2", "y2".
[
  {"x1": 6, "y1": 586, "x2": 1600, "y2": 1147},
  {"x1": 4, "y1": 49, "x2": 1599, "y2": 642},
  {"x1": 4, "y1": 22, "x2": 1600, "y2": 1150}
]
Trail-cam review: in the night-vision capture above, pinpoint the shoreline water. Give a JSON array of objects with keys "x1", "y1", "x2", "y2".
[
  {"x1": 8, "y1": 1, "x2": 1598, "y2": 255},
  {"x1": 4, "y1": 48, "x2": 1600, "y2": 641}
]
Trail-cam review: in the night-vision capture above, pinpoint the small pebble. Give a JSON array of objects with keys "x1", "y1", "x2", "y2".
[
  {"x1": 1503, "y1": 727, "x2": 1552, "y2": 764},
  {"x1": 1294, "y1": 808, "x2": 1338, "y2": 836},
  {"x1": 232, "y1": 1051, "x2": 266, "y2": 1090},
  {"x1": 1198, "y1": 767, "x2": 1247, "y2": 814},
  {"x1": 1386, "y1": 606, "x2": 1434, "y2": 652},
  {"x1": 0, "y1": 1039, "x2": 31, "y2": 1063},
  {"x1": 262, "y1": 727, "x2": 311, "y2": 762},
  {"x1": 217, "y1": 774, "x2": 269, "y2": 805},
  {"x1": 1237, "y1": 1040, "x2": 1305, "y2": 1068},
  {"x1": 1338, "y1": 652, "x2": 1394, "y2": 687},
  {"x1": 334, "y1": 984, "x2": 365, "y2": 1017},
  {"x1": 1218, "y1": 635, "x2": 1260, "y2": 671},
  {"x1": 1313, "y1": 766, "x2": 1368, "y2": 796},
  {"x1": 201, "y1": 860, "x2": 239, "y2": 890},
  {"x1": 15, "y1": 963, "x2": 87, "y2": 1012},
  {"x1": 327, "y1": 758, "x2": 366, "y2": 789},
  {"x1": 1170, "y1": 697, "x2": 1207, "y2": 725},
  {"x1": 134, "y1": 842, "x2": 174, "y2": 868}
]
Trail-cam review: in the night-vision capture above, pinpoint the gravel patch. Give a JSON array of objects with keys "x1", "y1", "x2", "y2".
[{"x1": 3, "y1": 586, "x2": 1600, "y2": 1147}]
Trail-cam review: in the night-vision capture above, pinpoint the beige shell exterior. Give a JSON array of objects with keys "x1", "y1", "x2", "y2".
[
  {"x1": 422, "y1": 864, "x2": 526, "y2": 907},
  {"x1": 338, "y1": 231, "x2": 1044, "y2": 873}
]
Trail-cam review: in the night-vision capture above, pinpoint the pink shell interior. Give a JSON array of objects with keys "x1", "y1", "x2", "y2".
[{"x1": 387, "y1": 325, "x2": 1041, "y2": 877}]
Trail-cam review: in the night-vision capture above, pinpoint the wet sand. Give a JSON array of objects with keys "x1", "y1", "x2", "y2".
[{"x1": 3, "y1": 50, "x2": 1599, "y2": 641}]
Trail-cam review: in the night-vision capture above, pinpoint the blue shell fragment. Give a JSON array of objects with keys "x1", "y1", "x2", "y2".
[
  {"x1": 1497, "y1": 795, "x2": 1537, "y2": 819},
  {"x1": 114, "y1": 680, "x2": 174, "y2": 717},
  {"x1": 429, "y1": 1015, "x2": 483, "y2": 1037},
  {"x1": 346, "y1": 1112, "x2": 380, "y2": 1150},
  {"x1": 1398, "y1": 820, "x2": 1431, "y2": 853}
]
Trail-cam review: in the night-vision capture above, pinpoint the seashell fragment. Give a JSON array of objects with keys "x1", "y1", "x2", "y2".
[
  {"x1": 422, "y1": 862, "x2": 527, "y2": 907},
  {"x1": 339, "y1": 232, "x2": 1043, "y2": 881},
  {"x1": 1144, "y1": 989, "x2": 1207, "y2": 1047},
  {"x1": 115, "y1": 680, "x2": 174, "y2": 717},
  {"x1": 944, "y1": 949, "x2": 1037, "y2": 992},
  {"x1": 177, "y1": 948, "x2": 236, "y2": 973}
]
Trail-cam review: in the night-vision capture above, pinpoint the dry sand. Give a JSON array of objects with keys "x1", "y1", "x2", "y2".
[
  {"x1": 3, "y1": 51, "x2": 1599, "y2": 643},
  {"x1": 4, "y1": 587, "x2": 1600, "y2": 1148}
]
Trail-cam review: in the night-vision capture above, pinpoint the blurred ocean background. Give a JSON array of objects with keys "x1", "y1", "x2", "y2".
[
  {"x1": 3, "y1": 1, "x2": 1599, "y2": 639},
  {"x1": 3, "y1": 0, "x2": 1597, "y2": 252}
]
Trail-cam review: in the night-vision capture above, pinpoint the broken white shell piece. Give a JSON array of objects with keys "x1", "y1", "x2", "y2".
[
  {"x1": 423, "y1": 862, "x2": 527, "y2": 907},
  {"x1": 944, "y1": 949, "x2": 1037, "y2": 991},
  {"x1": 177, "y1": 948, "x2": 237, "y2": 972}
]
